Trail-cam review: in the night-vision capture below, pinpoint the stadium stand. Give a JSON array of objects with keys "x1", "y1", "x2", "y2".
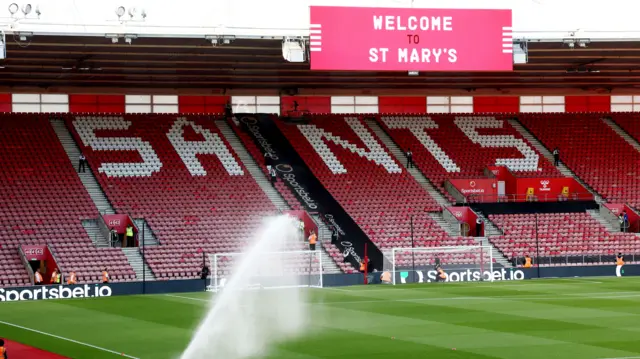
[
  {"x1": 274, "y1": 114, "x2": 477, "y2": 251},
  {"x1": 65, "y1": 114, "x2": 328, "y2": 279},
  {"x1": 489, "y1": 212, "x2": 639, "y2": 265},
  {"x1": 0, "y1": 114, "x2": 135, "y2": 286},
  {"x1": 518, "y1": 114, "x2": 640, "y2": 208},
  {"x1": 227, "y1": 118, "x2": 357, "y2": 273},
  {"x1": 377, "y1": 115, "x2": 563, "y2": 200},
  {"x1": 612, "y1": 113, "x2": 640, "y2": 149}
]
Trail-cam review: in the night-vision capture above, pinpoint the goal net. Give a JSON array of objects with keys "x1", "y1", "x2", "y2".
[
  {"x1": 391, "y1": 246, "x2": 493, "y2": 285},
  {"x1": 208, "y1": 249, "x2": 323, "y2": 292}
]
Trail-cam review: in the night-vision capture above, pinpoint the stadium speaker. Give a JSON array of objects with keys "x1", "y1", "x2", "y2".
[
  {"x1": 513, "y1": 42, "x2": 528, "y2": 64},
  {"x1": 0, "y1": 31, "x2": 5, "y2": 60},
  {"x1": 282, "y1": 38, "x2": 306, "y2": 63}
]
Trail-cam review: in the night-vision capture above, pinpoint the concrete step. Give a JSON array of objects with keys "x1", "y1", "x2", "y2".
[
  {"x1": 508, "y1": 119, "x2": 603, "y2": 202},
  {"x1": 429, "y1": 212, "x2": 459, "y2": 236},
  {"x1": 365, "y1": 119, "x2": 451, "y2": 207},
  {"x1": 310, "y1": 214, "x2": 347, "y2": 274},
  {"x1": 122, "y1": 247, "x2": 156, "y2": 281},
  {"x1": 602, "y1": 118, "x2": 640, "y2": 152},
  {"x1": 81, "y1": 219, "x2": 109, "y2": 248},
  {"x1": 50, "y1": 118, "x2": 117, "y2": 215},
  {"x1": 133, "y1": 219, "x2": 160, "y2": 246},
  {"x1": 587, "y1": 209, "x2": 620, "y2": 233},
  {"x1": 216, "y1": 120, "x2": 290, "y2": 211}
]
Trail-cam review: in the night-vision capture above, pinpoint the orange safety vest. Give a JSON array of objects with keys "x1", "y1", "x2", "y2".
[
  {"x1": 0, "y1": 346, "x2": 6, "y2": 358},
  {"x1": 359, "y1": 262, "x2": 365, "y2": 272},
  {"x1": 34, "y1": 272, "x2": 43, "y2": 283},
  {"x1": 438, "y1": 269, "x2": 446, "y2": 279},
  {"x1": 50, "y1": 272, "x2": 57, "y2": 284},
  {"x1": 524, "y1": 257, "x2": 532, "y2": 268},
  {"x1": 617, "y1": 257, "x2": 625, "y2": 266},
  {"x1": 309, "y1": 234, "x2": 317, "y2": 244},
  {"x1": 68, "y1": 273, "x2": 77, "y2": 285},
  {"x1": 102, "y1": 271, "x2": 109, "y2": 283}
]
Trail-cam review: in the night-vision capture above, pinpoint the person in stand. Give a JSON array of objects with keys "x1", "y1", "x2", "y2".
[
  {"x1": 67, "y1": 270, "x2": 77, "y2": 285},
  {"x1": 623, "y1": 210, "x2": 630, "y2": 233},
  {"x1": 293, "y1": 100, "x2": 299, "y2": 112},
  {"x1": 616, "y1": 253, "x2": 625, "y2": 277},
  {"x1": 475, "y1": 218, "x2": 483, "y2": 237},
  {"x1": 0, "y1": 338, "x2": 7, "y2": 359},
  {"x1": 34, "y1": 268, "x2": 43, "y2": 285},
  {"x1": 78, "y1": 153, "x2": 87, "y2": 173},
  {"x1": 102, "y1": 268, "x2": 110, "y2": 284},
  {"x1": 269, "y1": 165, "x2": 277, "y2": 186},
  {"x1": 619, "y1": 213, "x2": 628, "y2": 233},
  {"x1": 126, "y1": 225, "x2": 135, "y2": 247},
  {"x1": 200, "y1": 264, "x2": 210, "y2": 291},
  {"x1": 524, "y1": 254, "x2": 532, "y2": 268},
  {"x1": 308, "y1": 230, "x2": 317, "y2": 251},
  {"x1": 552, "y1": 147, "x2": 560, "y2": 166},
  {"x1": 224, "y1": 101, "x2": 233, "y2": 119},
  {"x1": 330, "y1": 225, "x2": 339, "y2": 245},
  {"x1": 435, "y1": 266, "x2": 447, "y2": 282},
  {"x1": 434, "y1": 256, "x2": 441, "y2": 269},
  {"x1": 110, "y1": 227, "x2": 119, "y2": 247},
  {"x1": 406, "y1": 148, "x2": 414, "y2": 168},
  {"x1": 49, "y1": 268, "x2": 58, "y2": 284}
]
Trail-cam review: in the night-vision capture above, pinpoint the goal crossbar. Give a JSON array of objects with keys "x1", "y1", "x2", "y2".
[
  {"x1": 391, "y1": 245, "x2": 493, "y2": 285},
  {"x1": 208, "y1": 249, "x2": 323, "y2": 292}
]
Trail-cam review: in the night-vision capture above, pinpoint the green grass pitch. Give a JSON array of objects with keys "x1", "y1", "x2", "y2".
[{"x1": 1, "y1": 277, "x2": 640, "y2": 359}]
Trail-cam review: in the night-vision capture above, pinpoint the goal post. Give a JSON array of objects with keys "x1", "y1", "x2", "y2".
[
  {"x1": 207, "y1": 249, "x2": 323, "y2": 292},
  {"x1": 391, "y1": 246, "x2": 493, "y2": 285}
]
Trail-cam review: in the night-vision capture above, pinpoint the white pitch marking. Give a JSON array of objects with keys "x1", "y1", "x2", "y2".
[{"x1": 0, "y1": 320, "x2": 140, "y2": 359}]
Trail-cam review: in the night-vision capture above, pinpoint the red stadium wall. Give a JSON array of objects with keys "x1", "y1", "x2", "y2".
[
  {"x1": 0, "y1": 93, "x2": 11, "y2": 112},
  {"x1": 69, "y1": 95, "x2": 126, "y2": 113},
  {"x1": 281, "y1": 96, "x2": 331, "y2": 113},
  {"x1": 565, "y1": 96, "x2": 611, "y2": 113},
  {"x1": 178, "y1": 95, "x2": 230, "y2": 113},
  {"x1": 0, "y1": 93, "x2": 633, "y2": 114},
  {"x1": 378, "y1": 96, "x2": 428, "y2": 113}
]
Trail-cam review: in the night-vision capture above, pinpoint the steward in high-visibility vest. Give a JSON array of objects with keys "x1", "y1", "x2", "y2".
[
  {"x1": 102, "y1": 268, "x2": 110, "y2": 283},
  {"x1": 55, "y1": 272, "x2": 61, "y2": 284},
  {"x1": 359, "y1": 261, "x2": 366, "y2": 272},
  {"x1": 616, "y1": 253, "x2": 625, "y2": 277},
  {"x1": 34, "y1": 269, "x2": 43, "y2": 285},
  {"x1": 126, "y1": 226, "x2": 134, "y2": 247},
  {"x1": 436, "y1": 267, "x2": 447, "y2": 282},
  {"x1": 524, "y1": 255, "x2": 532, "y2": 268},
  {"x1": 0, "y1": 338, "x2": 7, "y2": 359},
  {"x1": 308, "y1": 231, "x2": 317, "y2": 251},
  {"x1": 50, "y1": 269, "x2": 58, "y2": 284},
  {"x1": 67, "y1": 271, "x2": 77, "y2": 285}
]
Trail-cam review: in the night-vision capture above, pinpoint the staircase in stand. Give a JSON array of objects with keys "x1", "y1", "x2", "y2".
[
  {"x1": 509, "y1": 118, "x2": 603, "y2": 203},
  {"x1": 50, "y1": 118, "x2": 116, "y2": 214},
  {"x1": 217, "y1": 120, "x2": 343, "y2": 273},
  {"x1": 81, "y1": 219, "x2": 109, "y2": 248},
  {"x1": 428, "y1": 213, "x2": 459, "y2": 237},
  {"x1": 122, "y1": 247, "x2": 156, "y2": 281},
  {"x1": 587, "y1": 209, "x2": 620, "y2": 233},
  {"x1": 133, "y1": 219, "x2": 160, "y2": 246},
  {"x1": 216, "y1": 120, "x2": 289, "y2": 211},
  {"x1": 602, "y1": 118, "x2": 640, "y2": 152},
  {"x1": 310, "y1": 215, "x2": 342, "y2": 274},
  {"x1": 366, "y1": 119, "x2": 451, "y2": 207},
  {"x1": 472, "y1": 212, "x2": 512, "y2": 268}
]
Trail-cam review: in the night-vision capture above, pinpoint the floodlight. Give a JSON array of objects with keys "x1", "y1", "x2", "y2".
[
  {"x1": 21, "y1": 4, "x2": 31, "y2": 15},
  {"x1": 8, "y1": 3, "x2": 18, "y2": 15},
  {"x1": 115, "y1": 6, "x2": 125, "y2": 17}
]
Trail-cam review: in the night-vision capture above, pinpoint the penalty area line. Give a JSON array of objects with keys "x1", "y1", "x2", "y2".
[
  {"x1": 0, "y1": 320, "x2": 140, "y2": 359},
  {"x1": 164, "y1": 294, "x2": 209, "y2": 302}
]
